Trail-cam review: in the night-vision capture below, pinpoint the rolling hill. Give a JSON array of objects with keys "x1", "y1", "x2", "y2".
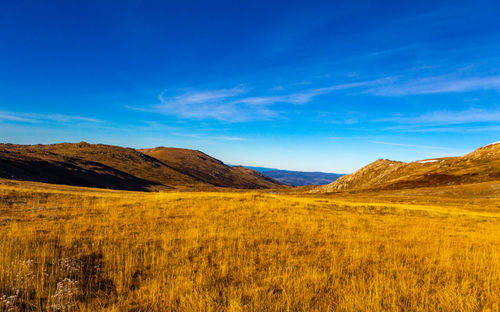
[
  {"x1": 317, "y1": 142, "x2": 500, "y2": 192},
  {"x1": 140, "y1": 147, "x2": 283, "y2": 189},
  {"x1": 0, "y1": 142, "x2": 284, "y2": 191}
]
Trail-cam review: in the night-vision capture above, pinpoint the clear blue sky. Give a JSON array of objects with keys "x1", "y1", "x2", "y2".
[{"x1": 1, "y1": 1, "x2": 499, "y2": 172}]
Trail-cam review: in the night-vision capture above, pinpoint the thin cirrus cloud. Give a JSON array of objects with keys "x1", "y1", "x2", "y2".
[
  {"x1": 366, "y1": 75, "x2": 500, "y2": 96},
  {"x1": 368, "y1": 140, "x2": 451, "y2": 150},
  {"x1": 385, "y1": 124, "x2": 500, "y2": 133},
  {"x1": 153, "y1": 86, "x2": 277, "y2": 122},
  {"x1": 0, "y1": 111, "x2": 102, "y2": 124},
  {"x1": 151, "y1": 78, "x2": 390, "y2": 122},
  {"x1": 0, "y1": 112, "x2": 37, "y2": 123},
  {"x1": 367, "y1": 140, "x2": 468, "y2": 156},
  {"x1": 143, "y1": 74, "x2": 500, "y2": 123},
  {"x1": 172, "y1": 132, "x2": 247, "y2": 142},
  {"x1": 379, "y1": 108, "x2": 500, "y2": 125}
]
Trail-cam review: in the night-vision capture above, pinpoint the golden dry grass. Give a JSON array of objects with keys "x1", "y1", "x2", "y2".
[{"x1": 1, "y1": 180, "x2": 499, "y2": 311}]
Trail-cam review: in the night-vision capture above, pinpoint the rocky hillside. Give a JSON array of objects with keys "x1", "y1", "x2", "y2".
[
  {"x1": 0, "y1": 142, "x2": 284, "y2": 191},
  {"x1": 318, "y1": 142, "x2": 500, "y2": 192}
]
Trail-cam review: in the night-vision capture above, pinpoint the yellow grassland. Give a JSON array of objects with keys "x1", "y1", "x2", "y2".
[{"x1": 0, "y1": 180, "x2": 499, "y2": 311}]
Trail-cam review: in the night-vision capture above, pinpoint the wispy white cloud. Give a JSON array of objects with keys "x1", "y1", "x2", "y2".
[
  {"x1": 368, "y1": 140, "x2": 450, "y2": 150},
  {"x1": 211, "y1": 135, "x2": 246, "y2": 141},
  {"x1": 0, "y1": 111, "x2": 102, "y2": 124},
  {"x1": 148, "y1": 78, "x2": 391, "y2": 122},
  {"x1": 271, "y1": 85, "x2": 285, "y2": 91},
  {"x1": 26, "y1": 113, "x2": 102, "y2": 123},
  {"x1": 172, "y1": 132, "x2": 247, "y2": 141},
  {"x1": 153, "y1": 86, "x2": 279, "y2": 122},
  {"x1": 159, "y1": 86, "x2": 248, "y2": 106},
  {"x1": 282, "y1": 78, "x2": 395, "y2": 104},
  {"x1": 386, "y1": 124, "x2": 500, "y2": 133},
  {"x1": 133, "y1": 73, "x2": 499, "y2": 123},
  {"x1": 132, "y1": 120, "x2": 249, "y2": 142},
  {"x1": 379, "y1": 108, "x2": 500, "y2": 125},
  {"x1": 136, "y1": 121, "x2": 182, "y2": 132},
  {"x1": 377, "y1": 108, "x2": 500, "y2": 134},
  {"x1": 367, "y1": 140, "x2": 468, "y2": 157},
  {"x1": 367, "y1": 75, "x2": 500, "y2": 96},
  {"x1": 171, "y1": 132, "x2": 202, "y2": 138},
  {"x1": 329, "y1": 119, "x2": 359, "y2": 125},
  {"x1": 0, "y1": 112, "x2": 38, "y2": 123}
]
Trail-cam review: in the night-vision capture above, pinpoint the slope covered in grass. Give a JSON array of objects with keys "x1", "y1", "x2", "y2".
[
  {"x1": 141, "y1": 147, "x2": 283, "y2": 189},
  {"x1": 319, "y1": 142, "x2": 500, "y2": 192},
  {"x1": 0, "y1": 143, "x2": 284, "y2": 191}
]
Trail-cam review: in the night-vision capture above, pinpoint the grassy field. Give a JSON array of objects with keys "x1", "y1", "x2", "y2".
[{"x1": 1, "y1": 180, "x2": 499, "y2": 311}]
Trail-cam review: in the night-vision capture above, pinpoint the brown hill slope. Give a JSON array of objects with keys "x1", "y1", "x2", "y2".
[
  {"x1": 318, "y1": 142, "x2": 500, "y2": 192},
  {"x1": 0, "y1": 142, "x2": 204, "y2": 191},
  {"x1": 140, "y1": 147, "x2": 284, "y2": 189},
  {"x1": 0, "y1": 142, "x2": 283, "y2": 191}
]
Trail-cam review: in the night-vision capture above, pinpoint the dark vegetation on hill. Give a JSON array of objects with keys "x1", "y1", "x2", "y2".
[
  {"x1": 0, "y1": 142, "x2": 284, "y2": 191},
  {"x1": 318, "y1": 142, "x2": 500, "y2": 192}
]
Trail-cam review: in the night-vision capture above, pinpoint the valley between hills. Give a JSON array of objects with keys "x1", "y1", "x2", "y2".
[{"x1": 0, "y1": 141, "x2": 499, "y2": 311}]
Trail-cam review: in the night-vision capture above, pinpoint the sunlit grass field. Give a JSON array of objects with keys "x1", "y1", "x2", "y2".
[{"x1": 1, "y1": 180, "x2": 499, "y2": 311}]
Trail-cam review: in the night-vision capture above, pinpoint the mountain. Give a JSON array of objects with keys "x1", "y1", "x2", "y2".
[
  {"x1": 0, "y1": 142, "x2": 284, "y2": 191},
  {"x1": 317, "y1": 142, "x2": 500, "y2": 192},
  {"x1": 241, "y1": 166, "x2": 280, "y2": 172},
  {"x1": 239, "y1": 167, "x2": 344, "y2": 186},
  {"x1": 140, "y1": 147, "x2": 283, "y2": 189}
]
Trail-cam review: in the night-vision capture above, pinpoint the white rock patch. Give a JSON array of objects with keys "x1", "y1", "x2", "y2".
[
  {"x1": 417, "y1": 159, "x2": 438, "y2": 164},
  {"x1": 484, "y1": 141, "x2": 500, "y2": 147}
]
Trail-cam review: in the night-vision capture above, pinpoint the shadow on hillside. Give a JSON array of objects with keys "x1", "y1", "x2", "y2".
[{"x1": 0, "y1": 158, "x2": 159, "y2": 191}]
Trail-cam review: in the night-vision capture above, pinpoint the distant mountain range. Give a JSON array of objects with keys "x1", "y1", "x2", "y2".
[
  {"x1": 0, "y1": 142, "x2": 285, "y2": 191},
  {"x1": 316, "y1": 141, "x2": 500, "y2": 192},
  {"x1": 233, "y1": 166, "x2": 345, "y2": 186}
]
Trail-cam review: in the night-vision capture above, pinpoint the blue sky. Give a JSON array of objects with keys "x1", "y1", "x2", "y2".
[{"x1": 1, "y1": 0, "x2": 500, "y2": 172}]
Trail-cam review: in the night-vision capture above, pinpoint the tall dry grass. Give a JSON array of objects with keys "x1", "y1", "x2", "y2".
[{"x1": 0, "y1": 181, "x2": 499, "y2": 311}]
